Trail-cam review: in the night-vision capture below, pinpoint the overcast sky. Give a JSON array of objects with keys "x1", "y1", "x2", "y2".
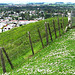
[{"x1": 0, "y1": 0, "x2": 75, "y2": 4}]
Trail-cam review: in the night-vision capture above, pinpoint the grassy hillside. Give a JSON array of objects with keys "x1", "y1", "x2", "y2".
[
  {"x1": 1, "y1": 27, "x2": 75, "y2": 75},
  {"x1": 0, "y1": 17, "x2": 68, "y2": 73}
]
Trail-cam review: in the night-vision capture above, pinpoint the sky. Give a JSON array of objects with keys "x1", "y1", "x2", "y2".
[{"x1": 0, "y1": 0, "x2": 75, "y2": 4}]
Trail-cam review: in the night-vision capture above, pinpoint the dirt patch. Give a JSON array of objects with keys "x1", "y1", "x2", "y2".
[{"x1": 28, "y1": 55, "x2": 34, "y2": 58}]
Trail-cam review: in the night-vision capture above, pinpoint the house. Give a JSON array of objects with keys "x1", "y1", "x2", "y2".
[
  {"x1": 24, "y1": 20, "x2": 38, "y2": 25},
  {"x1": 17, "y1": 20, "x2": 38, "y2": 27},
  {"x1": 10, "y1": 20, "x2": 18, "y2": 24},
  {"x1": 0, "y1": 29, "x2": 2, "y2": 33},
  {"x1": 35, "y1": 17, "x2": 44, "y2": 20},
  {"x1": 3, "y1": 24, "x2": 16, "y2": 32},
  {"x1": 17, "y1": 20, "x2": 28, "y2": 26},
  {"x1": 0, "y1": 23, "x2": 6, "y2": 33}
]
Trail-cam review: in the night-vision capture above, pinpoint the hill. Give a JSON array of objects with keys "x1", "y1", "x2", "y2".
[
  {"x1": 0, "y1": 17, "x2": 68, "y2": 74},
  {"x1": 1, "y1": 26, "x2": 75, "y2": 75},
  {"x1": 0, "y1": 3, "x2": 8, "y2": 5}
]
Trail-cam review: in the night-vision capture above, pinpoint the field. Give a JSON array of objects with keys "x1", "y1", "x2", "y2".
[
  {"x1": 0, "y1": 17, "x2": 68, "y2": 74},
  {"x1": 1, "y1": 24, "x2": 75, "y2": 75}
]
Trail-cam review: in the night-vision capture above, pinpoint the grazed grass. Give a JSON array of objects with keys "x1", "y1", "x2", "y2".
[
  {"x1": 1, "y1": 28, "x2": 75, "y2": 75},
  {"x1": 0, "y1": 17, "x2": 68, "y2": 74}
]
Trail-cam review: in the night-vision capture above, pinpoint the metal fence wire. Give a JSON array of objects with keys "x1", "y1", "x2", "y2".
[
  {"x1": 71, "y1": 10, "x2": 75, "y2": 26},
  {"x1": 0, "y1": 17, "x2": 68, "y2": 74}
]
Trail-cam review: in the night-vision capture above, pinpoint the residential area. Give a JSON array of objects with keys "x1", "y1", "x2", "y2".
[
  {"x1": 0, "y1": 3, "x2": 74, "y2": 33},
  {"x1": 0, "y1": 19, "x2": 38, "y2": 33},
  {"x1": 0, "y1": 10, "x2": 65, "y2": 33},
  {"x1": 0, "y1": 9, "x2": 47, "y2": 33}
]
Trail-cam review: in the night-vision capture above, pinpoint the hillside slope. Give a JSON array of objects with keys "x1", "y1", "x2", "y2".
[
  {"x1": 2, "y1": 28, "x2": 75, "y2": 75},
  {"x1": 0, "y1": 17, "x2": 68, "y2": 73}
]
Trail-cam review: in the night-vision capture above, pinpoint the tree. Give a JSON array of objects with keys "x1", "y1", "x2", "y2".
[{"x1": 45, "y1": 13, "x2": 51, "y2": 19}]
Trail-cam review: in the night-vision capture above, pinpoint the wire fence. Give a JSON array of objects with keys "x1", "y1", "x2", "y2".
[
  {"x1": 0, "y1": 17, "x2": 68, "y2": 74},
  {"x1": 71, "y1": 10, "x2": 75, "y2": 27}
]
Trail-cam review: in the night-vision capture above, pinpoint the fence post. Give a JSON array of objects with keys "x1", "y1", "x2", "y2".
[
  {"x1": 28, "y1": 31, "x2": 34, "y2": 55},
  {"x1": 0, "y1": 47, "x2": 6, "y2": 73},
  {"x1": 47, "y1": 22, "x2": 53, "y2": 41},
  {"x1": 65, "y1": 21, "x2": 71, "y2": 32},
  {"x1": 61, "y1": 23, "x2": 63, "y2": 29},
  {"x1": 45, "y1": 22, "x2": 49, "y2": 45},
  {"x1": 2, "y1": 48, "x2": 14, "y2": 69},
  {"x1": 57, "y1": 18, "x2": 61, "y2": 36},
  {"x1": 38, "y1": 29, "x2": 44, "y2": 48},
  {"x1": 61, "y1": 23, "x2": 64, "y2": 31},
  {"x1": 53, "y1": 20, "x2": 57, "y2": 38},
  {"x1": 62, "y1": 16, "x2": 64, "y2": 30}
]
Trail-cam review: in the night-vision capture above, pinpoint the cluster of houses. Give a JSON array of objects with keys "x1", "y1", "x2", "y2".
[
  {"x1": 0, "y1": 20, "x2": 38, "y2": 33},
  {"x1": 0, "y1": 10, "x2": 45, "y2": 33},
  {"x1": 0, "y1": 9, "x2": 69, "y2": 33},
  {"x1": 0, "y1": 10, "x2": 45, "y2": 20}
]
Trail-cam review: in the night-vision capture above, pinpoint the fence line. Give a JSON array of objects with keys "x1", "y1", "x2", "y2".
[
  {"x1": 38, "y1": 28, "x2": 44, "y2": 48},
  {"x1": 28, "y1": 31, "x2": 34, "y2": 55},
  {"x1": 0, "y1": 48, "x2": 6, "y2": 73},
  {"x1": 0, "y1": 47, "x2": 13, "y2": 74},
  {"x1": 57, "y1": 18, "x2": 61, "y2": 36},
  {"x1": 0, "y1": 17, "x2": 69, "y2": 74},
  {"x1": 2, "y1": 48, "x2": 14, "y2": 69},
  {"x1": 45, "y1": 22, "x2": 49, "y2": 45},
  {"x1": 47, "y1": 22, "x2": 53, "y2": 41},
  {"x1": 53, "y1": 20, "x2": 57, "y2": 38}
]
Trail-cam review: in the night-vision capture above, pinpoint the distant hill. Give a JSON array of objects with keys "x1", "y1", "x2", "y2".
[
  {"x1": 55, "y1": 2, "x2": 64, "y2": 4},
  {"x1": 0, "y1": 3, "x2": 8, "y2": 5},
  {"x1": 27, "y1": 2, "x2": 45, "y2": 5}
]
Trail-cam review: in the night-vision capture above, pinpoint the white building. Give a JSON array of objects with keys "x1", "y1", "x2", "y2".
[
  {"x1": 17, "y1": 20, "x2": 38, "y2": 27},
  {"x1": 0, "y1": 20, "x2": 38, "y2": 32},
  {"x1": 27, "y1": 20, "x2": 38, "y2": 24},
  {"x1": 0, "y1": 23, "x2": 6, "y2": 33},
  {"x1": 3, "y1": 24, "x2": 16, "y2": 32}
]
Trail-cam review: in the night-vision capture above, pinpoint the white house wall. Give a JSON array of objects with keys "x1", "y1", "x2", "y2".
[
  {"x1": 0, "y1": 29, "x2": 2, "y2": 33},
  {"x1": 3, "y1": 25, "x2": 13, "y2": 32}
]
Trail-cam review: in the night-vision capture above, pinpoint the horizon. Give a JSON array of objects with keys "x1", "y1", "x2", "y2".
[{"x1": 0, "y1": 0, "x2": 75, "y2": 4}]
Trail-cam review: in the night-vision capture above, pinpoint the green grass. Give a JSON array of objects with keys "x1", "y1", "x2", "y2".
[
  {"x1": 72, "y1": 17, "x2": 75, "y2": 26},
  {"x1": 0, "y1": 17, "x2": 68, "y2": 74},
  {"x1": 1, "y1": 27, "x2": 75, "y2": 75}
]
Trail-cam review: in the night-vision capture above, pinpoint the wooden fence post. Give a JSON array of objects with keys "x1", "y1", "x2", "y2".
[
  {"x1": 61, "y1": 23, "x2": 64, "y2": 33},
  {"x1": 62, "y1": 16, "x2": 64, "y2": 30},
  {"x1": 28, "y1": 31, "x2": 34, "y2": 55},
  {"x1": 2, "y1": 48, "x2": 14, "y2": 69},
  {"x1": 65, "y1": 21, "x2": 71, "y2": 32},
  {"x1": 45, "y1": 22, "x2": 49, "y2": 45},
  {"x1": 0, "y1": 47, "x2": 6, "y2": 73},
  {"x1": 53, "y1": 20, "x2": 57, "y2": 38},
  {"x1": 38, "y1": 29, "x2": 44, "y2": 48},
  {"x1": 57, "y1": 18, "x2": 61, "y2": 36},
  {"x1": 47, "y1": 22, "x2": 53, "y2": 41},
  {"x1": 61, "y1": 23, "x2": 63, "y2": 29}
]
